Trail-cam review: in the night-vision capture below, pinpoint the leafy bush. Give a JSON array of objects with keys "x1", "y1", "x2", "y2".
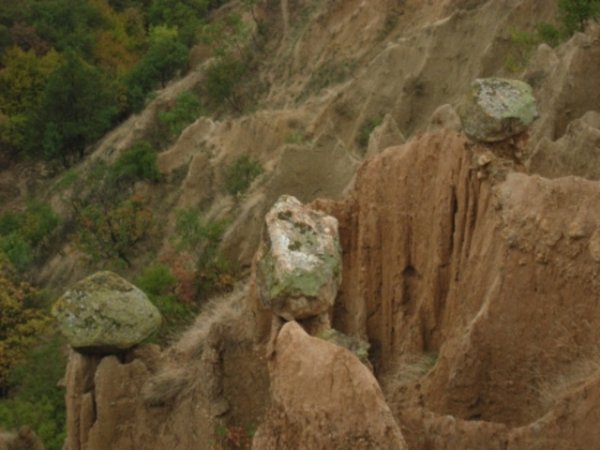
[
  {"x1": 171, "y1": 209, "x2": 234, "y2": 300},
  {"x1": 0, "y1": 258, "x2": 51, "y2": 392},
  {"x1": 75, "y1": 194, "x2": 154, "y2": 267},
  {"x1": 536, "y1": 22, "x2": 563, "y2": 47},
  {"x1": 205, "y1": 57, "x2": 247, "y2": 111},
  {"x1": 111, "y1": 142, "x2": 161, "y2": 184},
  {"x1": 157, "y1": 91, "x2": 203, "y2": 141},
  {"x1": 0, "y1": 234, "x2": 33, "y2": 272},
  {"x1": 213, "y1": 424, "x2": 253, "y2": 450},
  {"x1": 224, "y1": 155, "x2": 263, "y2": 197},
  {"x1": 126, "y1": 26, "x2": 188, "y2": 111},
  {"x1": 559, "y1": 0, "x2": 600, "y2": 34},
  {"x1": 0, "y1": 336, "x2": 66, "y2": 450},
  {"x1": 136, "y1": 264, "x2": 197, "y2": 341},
  {"x1": 0, "y1": 203, "x2": 58, "y2": 271}
]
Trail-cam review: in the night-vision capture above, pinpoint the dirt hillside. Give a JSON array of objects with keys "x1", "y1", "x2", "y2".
[{"x1": 6, "y1": 0, "x2": 600, "y2": 448}]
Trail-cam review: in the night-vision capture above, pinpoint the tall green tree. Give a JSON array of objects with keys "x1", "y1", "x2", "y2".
[
  {"x1": 35, "y1": 53, "x2": 116, "y2": 164},
  {"x1": 0, "y1": 47, "x2": 60, "y2": 156}
]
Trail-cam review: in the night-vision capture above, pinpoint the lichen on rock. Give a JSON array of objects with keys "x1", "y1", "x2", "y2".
[
  {"x1": 458, "y1": 78, "x2": 538, "y2": 142},
  {"x1": 256, "y1": 195, "x2": 342, "y2": 320},
  {"x1": 52, "y1": 271, "x2": 161, "y2": 353}
]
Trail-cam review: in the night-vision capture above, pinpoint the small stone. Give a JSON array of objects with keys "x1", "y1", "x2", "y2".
[
  {"x1": 567, "y1": 221, "x2": 586, "y2": 239},
  {"x1": 477, "y1": 153, "x2": 493, "y2": 167},
  {"x1": 458, "y1": 78, "x2": 538, "y2": 142},
  {"x1": 52, "y1": 271, "x2": 161, "y2": 353}
]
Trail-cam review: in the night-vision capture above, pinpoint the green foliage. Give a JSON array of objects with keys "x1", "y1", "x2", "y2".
[
  {"x1": 36, "y1": 52, "x2": 117, "y2": 164},
  {"x1": 0, "y1": 203, "x2": 58, "y2": 271},
  {"x1": 0, "y1": 47, "x2": 60, "y2": 155},
  {"x1": 536, "y1": 22, "x2": 563, "y2": 47},
  {"x1": 173, "y1": 208, "x2": 234, "y2": 299},
  {"x1": 0, "y1": 234, "x2": 33, "y2": 273},
  {"x1": 357, "y1": 115, "x2": 383, "y2": 150},
  {"x1": 111, "y1": 141, "x2": 161, "y2": 183},
  {"x1": 205, "y1": 57, "x2": 247, "y2": 111},
  {"x1": 224, "y1": 155, "x2": 263, "y2": 197},
  {"x1": 126, "y1": 26, "x2": 188, "y2": 111},
  {"x1": 0, "y1": 336, "x2": 66, "y2": 450},
  {"x1": 213, "y1": 424, "x2": 254, "y2": 450},
  {"x1": 75, "y1": 194, "x2": 154, "y2": 267},
  {"x1": 559, "y1": 0, "x2": 600, "y2": 34},
  {"x1": 136, "y1": 263, "x2": 197, "y2": 341},
  {"x1": 0, "y1": 259, "x2": 51, "y2": 392},
  {"x1": 157, "y1": 91, "x2": 203, "y2": 141},
  {"x1": 199, "y1": 12, "x2": 260, "y2": 112}
]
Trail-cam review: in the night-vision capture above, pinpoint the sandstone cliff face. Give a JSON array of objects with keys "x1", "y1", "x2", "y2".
[
  {"x1": 64, "y1": 128, "x2": 600, "y2": 450},
  {"x1": 49, "y1": 0, "x2": 600, "y2": 448},
  {"x1": 316, "y1": 129, "x2": 600, "y2": 448}
]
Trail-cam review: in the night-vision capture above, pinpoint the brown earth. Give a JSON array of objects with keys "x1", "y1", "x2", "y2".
[{"x1": 2, "y1": 0, "x2": 599, "y2": 448}]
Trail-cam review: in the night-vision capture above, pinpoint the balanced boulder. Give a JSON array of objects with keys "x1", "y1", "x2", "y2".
[
  {"x1": 458, "y1": 78, "x2": 538, "y2": 142},
  {"x1": 52, "y1": 271, "x2": 161, "y2": 353},
  {"x1": 256, "y1": 195, "x2": 342, "y2": 320}
]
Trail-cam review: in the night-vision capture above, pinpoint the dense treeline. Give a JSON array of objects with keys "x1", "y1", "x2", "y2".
[{"x1": 0, "y1": 0, "x2": 225, "y2": 166}]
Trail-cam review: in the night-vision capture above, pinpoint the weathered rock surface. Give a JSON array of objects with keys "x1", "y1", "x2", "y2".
[
  {"x1": 0, "y1": 427, "x2": 44, "y2": 450},
  {"x1": 256, "y1": 195, "x2": 342, "y2": 320},
  {"x1": 63, "y1": 288, "x2": 269, "y2": 450},
  {"x1": 52, "y1": 271, "x2": 161, "y2": 352},
  {"x1": 366, "y1": 113, "x2": 406, "y2": 158},
  {"x1": 316, "y1": 129, "x2": 600, "y2": 448},
  {"x1": 458, "y1": 78, "x2": 538, "y2": 142},
  {"x1": 529, "y1": 110, "x2": 600, "y2": 180},
  {"x1": 428, "y1": 103, "x2": 462, "y2": 132},
  {"x1": 252, "y1": 322, "x2": 407, "y2": 450}
]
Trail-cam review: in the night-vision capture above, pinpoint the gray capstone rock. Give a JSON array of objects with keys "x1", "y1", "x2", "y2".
[
  {"x1": 256, "y1": 195, "x2": 342, "y2": 320},
  {"x1": 52, "y1": 271, "x2": 161, "y2": 353},
  {"x1": 458, "y1": 78, "x2": 538, "y2": 142}
]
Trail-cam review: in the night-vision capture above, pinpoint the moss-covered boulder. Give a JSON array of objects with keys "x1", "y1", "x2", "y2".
[
  {"x1": 256, "y1": 195, "x2": 342, "y2": 320},
  {"x1": 458, "y1": 78, "x2": 538, "y2": 142},
  {"x1": 52, "y1": 271, "x2": 161, "y2": 353}
]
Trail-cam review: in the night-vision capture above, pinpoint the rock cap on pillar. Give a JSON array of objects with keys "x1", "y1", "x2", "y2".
[
  {"x1": 52, "y1": 271, "x2": 161, "y2": 353},
  {"x1": 256, "y1": 195, "x2": 342, "y2": 320}
]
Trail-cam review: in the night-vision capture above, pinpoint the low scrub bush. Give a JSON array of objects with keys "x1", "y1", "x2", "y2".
[
  {"x1": 136, "y1": 264, "x2": 197, "y2": 341},
  {"x1": 157, "y1": 91, "x2": 203, "y2": 141},
  {"x1": 0, "y1": 203, "x2": 58, "y2": 271},
  {"x1": 0, "y1": 336, "x2": 66, "y2": 450},
  {"x1": 224, "y1": 155, "x2": 263, "y2": 197}
]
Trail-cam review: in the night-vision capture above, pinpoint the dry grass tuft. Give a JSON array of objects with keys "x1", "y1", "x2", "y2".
[
  {"x1": 379, "y1": 352, "x2": 438, "y2": 394},
  {"x1": 141, "y1": 281, "x2": 249, "y2": 408},
  {"x1": 537, "y1": 356, "x2": 600, "y2": 411}
]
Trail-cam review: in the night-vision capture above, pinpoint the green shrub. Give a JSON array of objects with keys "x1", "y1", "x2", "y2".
[
  {"x1": 173, "y1": 209, "x2": 234, "y2": 300},
  {"x1": 536, "y1": 22, "x2": 563, "y2": 47},
  {"x1": 111, "y1": 142, "x2": 161, "y2": 184},
  {"x1": 559, "y1": 0, "x2": 600, "y2": 34},
  {"x1": 357, "y1": 115, "x2": 383, "y2": 150},
  {"x1": 158, "y1": 91, "x2": 203, "y2": 140},
  {"x1": 136, "y1": 263, "x2": 177, "y2": 297},
  {"x1": 0, "y1": 336, "x2": 66, "y2": 450},
  {"x1": 0, "y1": 203, "x2": 58, "y2": 271},
  {"x1": 21, "y1": 202, "x2": 59, "y2": 246},
  {"x1": 0, "y1": 234, "x2": 33, "y2": 271},
  {"x1": 205, "y1": 57, "x2": 247, "y2": 111},
  {"x1": 224, "y1": 155, "x2": 263, "y2": 197},
  {"x1": 136, "y1": 264, "x2": 197, "y2": 341}
]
